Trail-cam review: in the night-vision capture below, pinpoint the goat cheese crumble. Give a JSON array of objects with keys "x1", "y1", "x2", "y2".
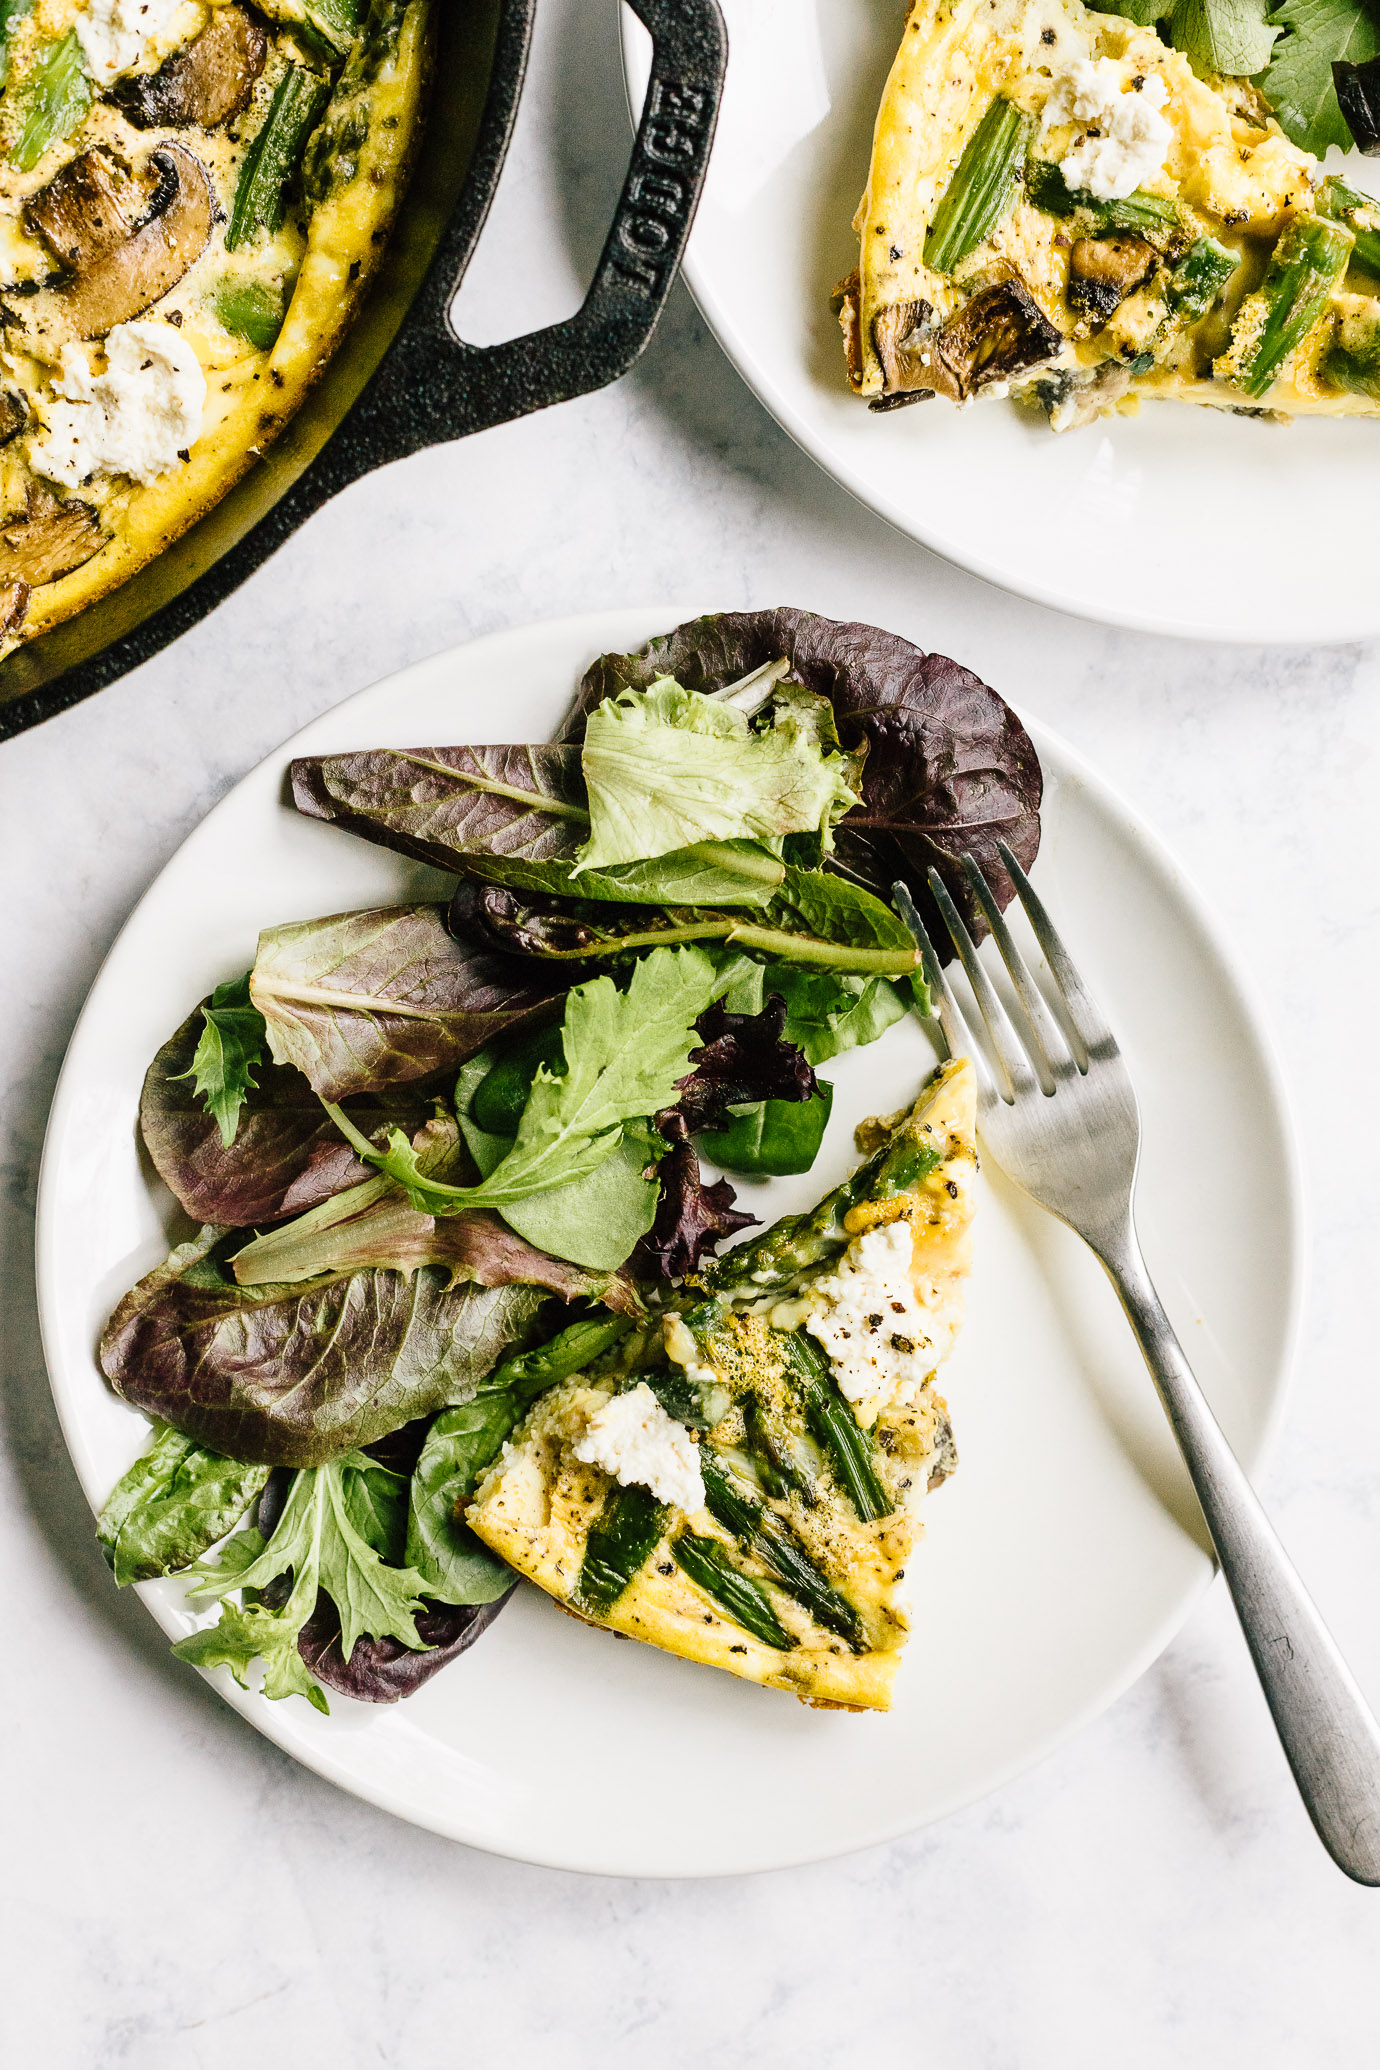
[
  {"x1": 76, "y1": 0, "x2": 184, "y2": 84},
  {"x1": 805, "y1": 1219, "x2": 932, "y2": 1412},
  {"x1": 32, "y1": 320, "x2": 206, "y2": 489},
  {"x1": 574, "y1": 1384, "x2": 706, "y2": 1513},
  {"x1": 1044, "y1": 59, "x2": 1171, "y2": 203}
]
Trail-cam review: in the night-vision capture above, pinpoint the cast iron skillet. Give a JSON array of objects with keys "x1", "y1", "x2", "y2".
[{"x1": 0, "y1": 0, "x2": 727, "y2": 741}]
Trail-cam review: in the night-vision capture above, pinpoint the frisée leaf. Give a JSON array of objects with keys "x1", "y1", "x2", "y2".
[{"x1": 575, "y1": 678, "x2": 863, "y2": 874}]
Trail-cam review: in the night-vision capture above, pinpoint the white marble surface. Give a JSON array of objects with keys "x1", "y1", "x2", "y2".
[{"x1": 3, "y1": 2, "x2": 1379, "y2": 2059}]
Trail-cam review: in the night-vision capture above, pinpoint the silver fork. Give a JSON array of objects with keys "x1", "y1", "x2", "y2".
[{"x1": 894, "y1": 851, "x2": 1380, "y2": 1884}]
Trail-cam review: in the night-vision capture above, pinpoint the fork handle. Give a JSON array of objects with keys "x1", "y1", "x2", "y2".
[{"x1": 1096, "y1": 1227, "x2": 1380, "y2": 1883}]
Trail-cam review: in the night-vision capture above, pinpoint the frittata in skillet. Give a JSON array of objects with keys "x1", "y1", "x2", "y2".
[
  {"x1": 0, "y1": 0, "x2": 429, "y2": 653},
  {"x1": 467, "y1": 1058, "x2": 977, "y2": 1712},
  {"x1": 838, "y1": 0, "x2": 1380, "y2": 429}
]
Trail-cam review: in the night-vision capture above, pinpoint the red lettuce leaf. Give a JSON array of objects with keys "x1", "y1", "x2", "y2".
[
  {"x1": 249, "y1": 904, "x2": 564, "y2": 1102},
  {"x1": 290, "y1": 743, "x2": 587, "y2": 874},
  {"x1": 140, "y1": 1001, "x2": 439, "y2": 1227},
  {"x1": 100, "y1": 1228, "x2": 551, "y2": 1468},
  {"x1": 294, "y1": 1588, "x2": 512, "y2": 1702},
  {"x1": 629, "y1": 1113, "x2": 756, "y2": 1281},
  {"x1": 671, "y1": 994, "x2": 817, "y2": 1132}
]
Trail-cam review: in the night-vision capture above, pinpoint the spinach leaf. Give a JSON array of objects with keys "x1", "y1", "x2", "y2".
[
  {"x1": 561, "y1": 609, "x2": 1041, "y2": 957},
  {"x1": 333, "y1": 945, "x2": 734, "y2": 1220},
  {"x1": 177, "y1": 1451, "x2": 432, "y2": 1710},
  {"x1": 1260, "y1": 0, "x2": 1377, "y2": 152},
  {"x1": 97, "y1": 1424, "x2": 269, "y2": 1585},
  {"x1": 576, "y1": 678, "x2": 862, "y2": 873},
  {"x1": 250, "y1": 903, "x2": 564, "y2": 1101},
  {"x1": 724, "y1": 963, "x2": 908, "y2": 1065},
  {"x1": 170, "y1": 975, "x2": 266, "y2": 1149},
  {"x1": 700, "y1": 1082, "x2": 834, "y2": 1178},
  {"x1": 101, "y1": 1226, "x2": 549, "y2": 1467},
  {"x1": 405, "y1": 1401, "x2": 521, "y2": 1605},
  {"x1": 406, "y1": 1312, "x2": 632, "y2": 1600},
  {"x1": 141, "y1": 1000, "x2": 438, "y2": 1228}
]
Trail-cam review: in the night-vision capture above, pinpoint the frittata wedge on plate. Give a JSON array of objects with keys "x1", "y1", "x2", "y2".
[
  {"x1": 467, "y1": 1058, "x2": 977, "y2": 1712},
  {"x1": 837, "y1": 0, "x2": 1380, "y2": 429}
]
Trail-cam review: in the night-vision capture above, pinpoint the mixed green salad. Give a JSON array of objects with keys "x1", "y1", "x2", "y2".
[{"x1": 95, "y1": 608, "x2": 1043, "y2": 1713}]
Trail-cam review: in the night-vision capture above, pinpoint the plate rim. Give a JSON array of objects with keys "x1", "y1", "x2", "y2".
[
  {"x1": 34, "y1": 604, "x2": 1309, "y2": 1876},
  {"x1": 618, "y1": 16, "x2": 1380, "y2": 649}
]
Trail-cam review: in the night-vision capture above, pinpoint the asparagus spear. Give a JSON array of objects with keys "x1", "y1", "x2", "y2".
[
  {"x1": 744, "y1": 1395, "x2": 816, "y2": 1502},
  {"x1": 491, "y1": 1315, "x2": 632, "y2": 1406},
  {"x1": 10, "y1": 29, "x2": 91, "y2": 173},
  {"x1": 1229, "y1": 215, "x2": 1353, "y2": 400},
  {"x1": 1324, "y1": 307, "x2": 1380, "y2": 399},
  {"x1": 1024, "y1": 156, "x2": 1178, "y2": 242},
  {"x1": 672, "y1": 1534, "x2": 794, "y2": 1649},
  {"x1": 576, "y1": 1484, "x2": 670, "y2": 1614},
  {"x1": 699, "y1": 1450, "x2": 865, "y2": 1648},
  {"x1": 1318, "y1": 178, "x2": 1380, "y2": 282},
  {"x1": 226, "y1": 62, "x2": 329, "y2": 250},
  {"x1": 925, "y1": 97, "x2": 1032, "y2": 274},
  {"x1": 1165, "y1": 238, "x2": 1238, "y2": 321},
  {"x1": 779, "y1": 1331, "x2": 891, "y2": 1524},
  {"x1": 209, "y1": 278, "x2": 288, "y2": 351},
  {"x1": 254, "y1": 0, "x2": 359, "y2": 63}
]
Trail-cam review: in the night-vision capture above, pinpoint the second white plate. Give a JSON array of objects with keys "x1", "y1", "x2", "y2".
[
  {"x1": 623, "y1": 2, "x2": 1380, "y2": 644},
  {"x1": 37, "y1": 606, "x2": 1303, "y2": 1875}
]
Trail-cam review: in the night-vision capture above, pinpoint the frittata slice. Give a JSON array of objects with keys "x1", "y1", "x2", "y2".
[
  {"x1": 839, "y1": 0, "x2": 1380, "y2": 428},
  {"x1": 466, "y1": 1058, "x2": 977, "y2": 1711}
]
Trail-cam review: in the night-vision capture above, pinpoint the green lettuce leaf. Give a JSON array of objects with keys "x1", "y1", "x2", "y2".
[
  {"x1": 170, "y1": 975, "x2": 267, "y2": 1150},
  {"x1": 177, "y1": 1451, "x2": 431, "y2": 1709},
  {"x1": 576, "y1": 679, "x2": 862, "y2": 874},
  {"x1": 175, "y1": 1598, "x2": 329, "y2": 1711},
  {"x1": 1260, "y1": 0, "x2": 1378, "y2": 152},
  {"x1": 331, "y1": 945, "x2": 733, "y2": 1219},
  {"x1": 97, "y1": 1423, "x2": 269, "y2": 1585}
]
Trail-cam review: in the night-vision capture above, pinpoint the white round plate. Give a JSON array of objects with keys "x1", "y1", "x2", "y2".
[
  {"x1": 623, "y1": 5, "x2": 1380, "y2": 644},
  {"x1": 37, "y1": 606, "x2": 1302, "y2": 1876}
]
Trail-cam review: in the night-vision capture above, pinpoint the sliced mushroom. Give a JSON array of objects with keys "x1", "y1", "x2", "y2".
[
  {"x1": 0, "y1": 482, "x2": 106, "y2": 587},
  {"x1": 24, "y1": 148, "x2": 155, "y2": 271},
  {"x1": 117, "y1": 6, "x2": 268, "y2": 130},
  {"x1": 868, "y1": 273, "x2": 1061, "y2": 407},
  {"x1": 831, "y1": 268, "x2": 863, "y2": 389},
  {"x1": 0, "y1": 390, "x2": 27, "y2": 446},
  {"x1": 1067, "y1": 234, "x2": 1157, "y2": 323},
  {"x1": 11, "y1": 143, "x2": 215, "y2": 347},
  {"x1": 869, "y1": 299, "x2": 938, "y2": 408},
  {"x1": 0, "y1": 580, "x2": 28, "y2": 633},
  {"x1": 930, "y1": 276, "x2": 1063, "y2": 402}
]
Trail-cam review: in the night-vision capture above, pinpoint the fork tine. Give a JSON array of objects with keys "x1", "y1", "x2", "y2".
[
  {"x1": 959, "y1": 854, "x2": 1068, "y2": 1094},
  {"x1": 891, "y1": 880, "x2": 965, "y2": 1061},
  {"x1": 996, "y1": 841, "x2": 1114, "y2": 1066},
  {"x1": 926, "y1": 868, "x2": 1042, "y2": 1103}
]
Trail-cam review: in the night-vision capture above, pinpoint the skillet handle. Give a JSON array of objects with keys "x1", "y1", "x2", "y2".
[{"x1": 334, "y1": 0, "x2": 728, "y2": 474}]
